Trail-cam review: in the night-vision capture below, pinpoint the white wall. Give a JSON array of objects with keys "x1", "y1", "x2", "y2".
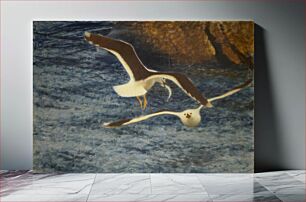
[{"x1": 1, "y1": 0, "x2": 305, "y2": 171}]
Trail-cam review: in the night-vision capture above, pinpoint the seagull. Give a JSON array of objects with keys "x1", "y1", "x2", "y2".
[
  {"x1": 84, "y1": 32, "x2": 213, "y2": 110},
  {"x1": 103, "y1": 79, "x2": 252, "y2": 128}
]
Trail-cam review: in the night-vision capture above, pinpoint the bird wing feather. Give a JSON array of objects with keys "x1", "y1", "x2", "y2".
[
  {"x1": 84, "y1": 32, "x2": 151, "y2": 81},
  {"x1": 103, "y1": 110, "x2": 178, "y2": 128},
  {"x1": 208, "y1": 79, "x2": 253, "y2": 102}
]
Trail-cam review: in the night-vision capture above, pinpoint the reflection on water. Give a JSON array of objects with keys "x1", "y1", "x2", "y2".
[{"x1": 33, "y1": 21, "x2": 254, "y2": 173}]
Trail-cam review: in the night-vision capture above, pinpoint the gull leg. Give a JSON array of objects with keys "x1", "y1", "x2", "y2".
[
  {"x1": 136, "y1": 96, "x2": 143, "y2": 110},
  {"x1": 143, "y1": 95, "x2": 148, "y2": 110}
]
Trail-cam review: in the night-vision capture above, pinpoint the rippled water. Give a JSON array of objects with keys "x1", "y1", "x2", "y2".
[{"x1": 33, "y1": 21, "x2": 254, "y2": 173}]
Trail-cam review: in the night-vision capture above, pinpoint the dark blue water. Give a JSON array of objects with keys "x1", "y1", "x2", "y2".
[{"x1": 33, "y1": 21, "x2": 254, "y2": 173}]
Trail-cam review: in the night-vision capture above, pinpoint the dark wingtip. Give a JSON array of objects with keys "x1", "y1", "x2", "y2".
[{"x1": 102, "y1": 118, "x2": 132, "y2": 128}]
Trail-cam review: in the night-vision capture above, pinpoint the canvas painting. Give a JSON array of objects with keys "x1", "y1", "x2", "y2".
[{"x1": 33, "y1": 21, "x2": 254, "y2": 173}]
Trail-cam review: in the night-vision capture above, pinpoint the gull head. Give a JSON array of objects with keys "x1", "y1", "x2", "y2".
[{"x1": 179, "y1": 107, "x2": 202, "y2": 127}]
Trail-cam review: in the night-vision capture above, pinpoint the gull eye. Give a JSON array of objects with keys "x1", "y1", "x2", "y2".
[{"x1": 190, "y1": 113, "x2": 192, "y2": 115}]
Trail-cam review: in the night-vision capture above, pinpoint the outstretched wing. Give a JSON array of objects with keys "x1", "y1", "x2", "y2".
[
  {"x1": 103, "y1": 110, "x2": 178, "y2": 128},
  {"x1": 148, "y1": 73, "x2": 213, "y2": 108},
  {"x1": 84, "y1": 32, "x2": 151, "y2": 81},
  {"x1": 208, "y1": 79, "x2": 253, "y2": 102}
]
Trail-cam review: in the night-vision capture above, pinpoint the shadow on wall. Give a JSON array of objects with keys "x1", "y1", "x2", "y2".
[{"x1": 254, "y1": 24, "x2": 285, "y2": 172}]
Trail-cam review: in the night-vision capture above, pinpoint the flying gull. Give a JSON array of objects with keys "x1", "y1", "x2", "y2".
[
  {"x1": 84, "y1": 32, "x2": 213, "y2": 110},
  {"x1": 103, "y1": 79, "x2": 252, "y2": 128}
]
